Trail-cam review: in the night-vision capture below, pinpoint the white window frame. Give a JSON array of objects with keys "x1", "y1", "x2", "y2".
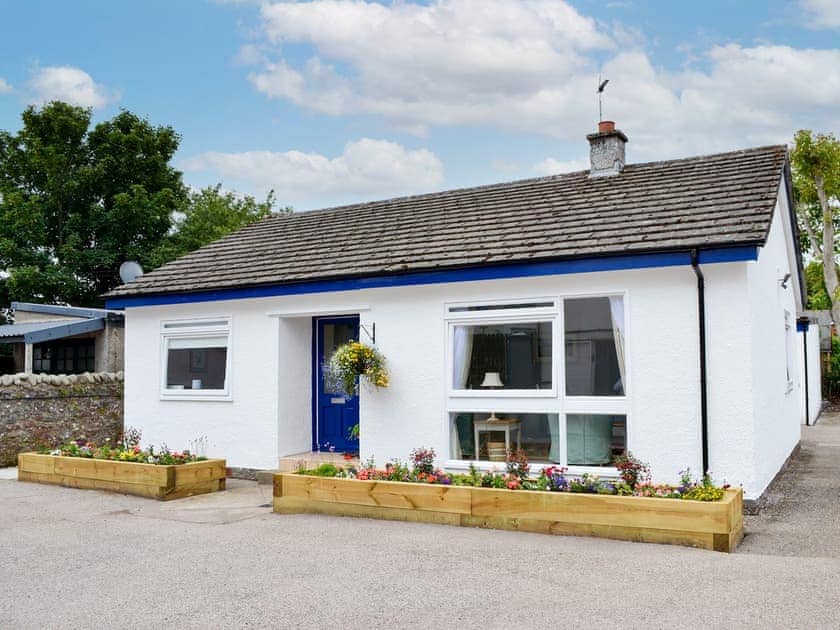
[
  {"x1": 445, "y1": 299, "x2": 558, "y2": 398},
  {"x1": 160, "y1": 317, "x2": 233, "y2": 401},
  {"x1": 444, "y1": 293, "x2": 630, "y2": 477}
]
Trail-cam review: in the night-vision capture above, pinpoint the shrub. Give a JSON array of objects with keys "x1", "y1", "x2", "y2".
[{"x1": 613, "y1": 451, "x2": 650, "y2": 488}]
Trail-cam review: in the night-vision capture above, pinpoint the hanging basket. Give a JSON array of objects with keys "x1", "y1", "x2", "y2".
[{"x1": 327, "y1": 341, "x2": 389, "y2": 397}]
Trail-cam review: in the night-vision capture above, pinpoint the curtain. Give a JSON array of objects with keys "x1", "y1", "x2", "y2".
[
  {"x1": 608, "y1": 296, "x2": 626, "y2": 395},
  {"x1": 453, "y1": 326, "x2": 473, "y2": 389},
  {"x1": 450, "y1": 326, "x2": 474, "y2": 458}
]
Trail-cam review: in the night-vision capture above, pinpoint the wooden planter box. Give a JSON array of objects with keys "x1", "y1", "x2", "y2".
[
  {"x1": 273, "y1": 474, "x2": 744, "y2": 552},
  {"x1": 18, "y1": 453, "x2": 226, "y2": 500}
]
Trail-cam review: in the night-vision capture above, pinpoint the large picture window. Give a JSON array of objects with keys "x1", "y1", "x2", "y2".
[
  {"x1": 161, "y1": 319, "x2": 231, "y2": 399},
  {"x1": 446, "y1": 296, "x2": 629, "y2": 471}
]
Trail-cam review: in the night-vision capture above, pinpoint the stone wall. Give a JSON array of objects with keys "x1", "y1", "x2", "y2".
[{"x1": 0, "y1": 372, "x2": 123, "y2": 466}]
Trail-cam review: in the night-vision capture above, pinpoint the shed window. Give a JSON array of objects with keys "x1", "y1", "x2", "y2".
[{"x1": 33, "y1": 339, "x2": 95, "y2": 375}]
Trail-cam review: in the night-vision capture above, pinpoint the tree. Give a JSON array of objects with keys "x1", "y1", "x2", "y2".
[
  {"x1": 0, "y1": 102, "x2": 186, "y2": 307},
  {"x1": 791, "y1": 129, "x2": 840, "y2": 323},
  {"x1": 150, "y1": 185, "x2": 284, "y2": 267},
  {"x1": 804, "y1": 260, "x2": 832, "y2": 310}
]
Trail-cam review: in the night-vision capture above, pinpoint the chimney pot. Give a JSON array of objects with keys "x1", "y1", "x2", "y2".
[{"x1": 587, "y1": 122, "x2": 628, "y2": 177}]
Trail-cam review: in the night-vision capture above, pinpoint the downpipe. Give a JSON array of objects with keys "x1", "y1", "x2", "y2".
[{"x1": 690, "y1": 250, "x2": 710, "y2": 475}]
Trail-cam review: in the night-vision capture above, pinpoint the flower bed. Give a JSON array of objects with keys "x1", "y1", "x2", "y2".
[
  {"x1": 17, "y1": 431, "x2": 225, "y2": 500},
  {"x1": 273, "y1": 448, "x2": 743, "y2": 552},
  {"x1": 18, "y1": 453, "x2": 226, "y2": 500}
]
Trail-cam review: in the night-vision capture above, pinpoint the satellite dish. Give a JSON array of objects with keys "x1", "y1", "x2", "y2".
[{"x1": 119, "y1": 261, "x2": 144, "y2": 283}]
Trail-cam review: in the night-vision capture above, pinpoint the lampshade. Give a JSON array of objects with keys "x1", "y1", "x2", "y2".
[{"x1": 480, "y1": 371, "x2": 504, "y2": 387}]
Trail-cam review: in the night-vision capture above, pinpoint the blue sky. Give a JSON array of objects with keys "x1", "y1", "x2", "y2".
[{"x1": 1, "y1": 0, "x2": 838, "y2": 210}]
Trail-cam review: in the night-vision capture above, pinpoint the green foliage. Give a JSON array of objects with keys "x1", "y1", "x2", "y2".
[
  {"x1": 791, "y1": 129, "x2": 840, "y2": 207},
  {"x1": 805, "y1": 261, "x2": 832, "y2": 309},
  {"x1": 149, "y1": 184, "x2": 284, "y2": 267},
  {"x1": 791, "y1": 130, "x2": 840, "y2": 260},
  {"x1": 824, "y1": 336, "x2": 840, "y2": 396},
  {"x1": 0, "y1": 103, "x2": 288, "y2": 311},
  {"x1": 0, "y1": 102, "x2": 186, "y2": 306},
  {"x1": 681, "y1": 474, "x2": 726, "y2": 502},
  {"x1": 308, "y1": 463, "x2": 340, "y2": 477}
]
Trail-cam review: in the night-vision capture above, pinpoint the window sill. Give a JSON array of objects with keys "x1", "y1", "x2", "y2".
[
  {"x1": 160, "y1": 391, "x2": 233, "y2": 402},
  {"x1": 448, "y1": 389, "x2": 558, "y2": 399},
  {"x1": 445, "y1": 459, "x2": 619, "y2": 480}
]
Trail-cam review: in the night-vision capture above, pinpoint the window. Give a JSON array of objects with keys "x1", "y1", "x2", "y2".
[
  {"x1": 564, "y1": 296, "x2": 625, "y2": 396},
  {"x1": 784, "y1": 310, "x2": 794, "y2": 392},
  {"x1": 161, "y1": 319, "x2": 231, "y2": 398},
  {"x1": 450, "y1": 412, "x2": 560, "y2": 462},
  {"x1": 566, "y1": 414, "x2": 626, "y2": 465},
  {"x1": 446, "y1": 296, "x2": 629, "y2": 471},
  {"x1": 33, "y1": 339, "x2": 95, "y2": 374},
  {"x1": 451, "y1": 321, "x2": 553, "y2": 391}
]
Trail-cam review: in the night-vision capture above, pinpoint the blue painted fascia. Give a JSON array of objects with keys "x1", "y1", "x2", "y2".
[
  {"x1": 105, "y1": 246, "x2": 759, "y2": 309},
  {"x1": 24, "y1": 318, "x2": 105, "y2": 344}
]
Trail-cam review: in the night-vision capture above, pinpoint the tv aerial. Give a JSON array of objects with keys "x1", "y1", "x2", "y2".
[
  {"x1": 119, "y1": 261, "x2": 144, "y2": 283},
  {"x1": 597, "y1": 77, "x2": 609, "y2": 121}
]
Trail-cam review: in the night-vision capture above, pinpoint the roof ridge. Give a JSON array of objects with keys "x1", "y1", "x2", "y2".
[{"x1": 258, "y1": 144, "x2": 787, "y2": 222}]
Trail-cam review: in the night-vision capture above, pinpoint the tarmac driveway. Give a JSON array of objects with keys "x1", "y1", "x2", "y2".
[{"x1": 1, "y1": 417, "x2": 839, "y2": 629}]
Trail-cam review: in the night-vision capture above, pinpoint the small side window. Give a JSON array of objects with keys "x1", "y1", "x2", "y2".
[{"x1": 161, "y1": 319, "x2": 231, "y2": 399}]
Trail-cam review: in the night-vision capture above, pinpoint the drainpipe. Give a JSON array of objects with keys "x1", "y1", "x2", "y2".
[
  {"x1": 798, "y1": 317, "x2": 810, "y2": 427},
  {"x1": 690, "y1": 250, "x2": 710, "y2": 475}
]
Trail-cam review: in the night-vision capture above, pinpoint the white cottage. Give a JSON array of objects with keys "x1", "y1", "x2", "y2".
[{"x1": 106, "y1": 123, "x2": 820, "y2": 506}]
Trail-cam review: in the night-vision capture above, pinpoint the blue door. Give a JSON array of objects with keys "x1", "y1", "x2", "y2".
[{"x1": 314, "y1": 316, "x2": 360, "y2": 453}]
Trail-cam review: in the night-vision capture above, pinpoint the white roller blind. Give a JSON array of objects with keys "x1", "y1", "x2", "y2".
[{"x1": 168, "y1": 336, "x2": 228, "y2": 350}]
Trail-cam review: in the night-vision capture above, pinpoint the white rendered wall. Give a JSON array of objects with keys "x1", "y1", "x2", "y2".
[
  {"x1": 703, "y1": 261, "x2": 754, "y2": 491},
  {"x1": 746, "y1": 186, "x2": 802, "y2": 498},
  {"x1": 798, "y1": 324, "x2": 822, "y2": 425},
  {"x1": 276, "y1": 317, "x2": 313, "y2": 457},
  {"x1": 123, "y1": 301, "x2": 280, "y2": 469},
  {"x1": 808, "y1": 325, "x2": 822, "y2": 424},
  {"x1": 124, "y1": 265, "x2": 721, "y2": 483}
]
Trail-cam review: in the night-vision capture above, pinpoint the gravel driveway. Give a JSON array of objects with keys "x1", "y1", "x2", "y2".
[{"x1": 2, "y1": 416, "x2": 839, "y2": 629}]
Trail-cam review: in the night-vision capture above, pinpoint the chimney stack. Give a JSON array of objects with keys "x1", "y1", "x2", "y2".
[{"x1": 587, "y1": 121, "x2": 628, "y2": 177}]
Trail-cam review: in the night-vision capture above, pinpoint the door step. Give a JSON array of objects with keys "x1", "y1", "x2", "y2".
[{"x1": 278, "y1": 451, "x2": 359, "y2": 473}]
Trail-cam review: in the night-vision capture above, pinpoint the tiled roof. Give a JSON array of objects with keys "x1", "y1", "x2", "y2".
[{"x1": 107, "y1": 144, "x2": 788, "y2": 298}]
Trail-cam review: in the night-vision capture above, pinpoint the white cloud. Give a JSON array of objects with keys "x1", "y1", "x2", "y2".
[
  {"x1": 243, "y1": 1, "x2": 840, "y2": 162},
  {"x1": 533, "y1": 156, "x2": 588, "y2": 175},
  {"x1": 250, "y1": 0, "x2": 611, "y2": 133},
  {"x1": 0, "y1": 78, "x2": 13, "y2": 94},
  {"x1": 800, "y1": 0, "x2": 840, "y2": 29},
  {"x1": 179, "y1": 138, "x2": 444, "y2": 209},
  {"x1": 27, "y1": 66, "x2": 115, "y2": 108},
  {"x1": 600, "y1": 45, "x2": 840, "y2": 159}
]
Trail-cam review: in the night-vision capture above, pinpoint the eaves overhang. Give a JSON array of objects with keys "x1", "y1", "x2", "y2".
[{"x1": 104, "y1": 245, "x2": 759, "y2": 310}]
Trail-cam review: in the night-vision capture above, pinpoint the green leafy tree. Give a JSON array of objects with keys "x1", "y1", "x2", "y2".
[
  {"x1": 0, "y1": 102, "x2": 186, "y2": 307},
  {"x1": 150, "y1": 184, "x2": 285, "y2": 267},
  {"x1": 791, "y1": 129, "x2": 840, "y2": 323},
  {"x1": 804, "y1": 260, "x2": 832, "y2": 310}
]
